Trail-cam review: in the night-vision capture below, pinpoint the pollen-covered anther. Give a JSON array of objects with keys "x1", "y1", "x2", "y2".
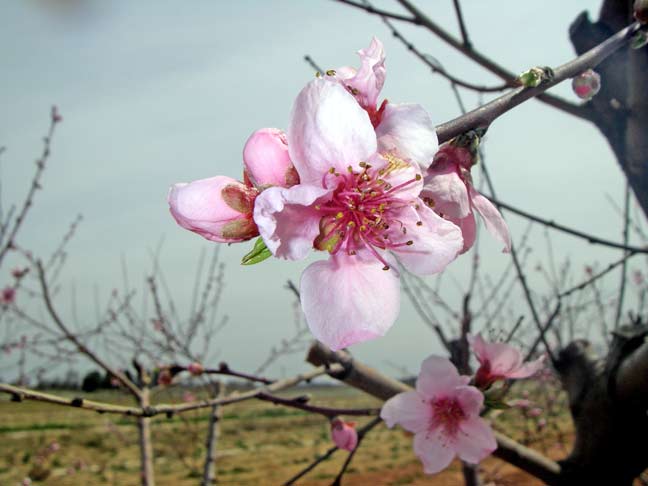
[
  {"x1": 326, "y1": 69, "x2": 336, "y2": 76},
  {"x1": 416, "y1": 221, "x2": 423, "y2": 226},
  {"x1": 406, "y1": 240, "x2": 414, "y2": 246},
  {"x1": 336, "y1": 212, "x2": 344, "y2": 219}
]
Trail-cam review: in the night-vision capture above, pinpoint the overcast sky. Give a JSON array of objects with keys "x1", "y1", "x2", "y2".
[{"x1": 2, "y1": 0, "x2": 640, "y2": 380}]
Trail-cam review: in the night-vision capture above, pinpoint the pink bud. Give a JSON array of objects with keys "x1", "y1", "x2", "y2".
[
  {"x1": 22, "y1": 478, "x2": 32, "y2": 486},
  {"x1": 330, "y1": 418, "x2": 358, "y2": 451},
  {"x1": 157, "y1": 368, "x2": 173, "y2": 386},
  {"x1": 572, "y1": 69, "x2": 601, "y2": 101},
  {"x1": 529, "y1": 407, "x2": 543, "y2": 418},
  {"x1": 512, "y1": 399, "x2": 532, "y2": 410},
  {"x1": 0, "y1": 286, "x2": 16, "y2": 304},
  {"x1": 633, "y1": 270, "x2": 644, "y2": 286},
  {"x1": 182, "y1": 391, "x2": 197, "y2": 403},
  {"x1": 49, "y1": 440, "x2": 61, "y2": 452},
  {"x1": 537, "y1": 418, "x2": 547, "y2": 429},
  {"x1": 51, "y1": 105, "x2": 62, "y2": 123},
  {"x1": 243, "y1": 128, "x2": 299, "y2": 190},
  {"x1": 187, "y1": 362, "x2": 204, "y2": 376},
  {"x1": 11, "y1": 267, "x2": 28, "y2": 279},
  {"x1": 168, "y1": 176, "x2": 259, "y2": 243}
]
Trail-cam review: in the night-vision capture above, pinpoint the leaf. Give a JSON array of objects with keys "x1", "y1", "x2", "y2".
[{"x1": 241, "y1": 237, "x2": 272, "y2": 265}]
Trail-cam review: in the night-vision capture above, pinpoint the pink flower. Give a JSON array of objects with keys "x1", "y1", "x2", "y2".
[
  {"x1": 381, "y1": 356, "x2": 496, "y2": 474},
  {"x1": 182, "y1": 391, "x2": 197, "y2": 403},
  {"x1": 330, "y1": 417, "x2": 358, "y2": 451},
  {"x1": 169, "y1": 128, "x2": 298, "y2": 242},
  {"x1": 422, "y1": 141, "x2": 511, "y2": 254},
  {"x1": 469, "y1": 334, "x2": 545, "y2": 389},
  {"x1": 0, "y1": 286, "x2": 16, "y2": 304},
  {"x1": 572, "y1": 69, "x2": 601, "y2": 101},
  {"x1": 187, "y1": 362, "x2": 204, "y2": 376},
  {"x1": 253, "y1": 76, "x2": 463, "y2": 350}
]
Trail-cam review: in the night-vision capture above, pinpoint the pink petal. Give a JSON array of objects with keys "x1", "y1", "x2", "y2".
[
  {"x1": 413, "y1": 430, "x2": 456, "y2": 475},
  {"x1": 288, "y1": 79, "x2": 377, "y2": 185},
  {"x1": 454, "y1": 385, "x2": 484, "y2": 417},
  {"x1": 331, "y1": 420, "x2": 358, "y2": 451},
  {"x1": 455, "y1": 417, "x2": 497, "y2": 464},
  {"x1": 467, "y1": 334, "x2": 489, "y2": 365},
  {"x1": 507, "y1": 355, "x2": 545, "y2": 379},
  {"x1": 416, "y1": 356, "x2": 469, "y2": 399},
  {"x1": 300, "y1": 252, "x2": 400, "y2": 351},
  {"x1": 469, "y1": 187, "x2": 511, "y2": 253},
  {"x1": 253, "y1": 184, "x2": 330, "y2": 260},
  {"x1": 168, "y1": 176, "x2": 257, "y2": 243},
  {"x1": 422, "y1": 161, "x2": 471, "y2": 220},
  {"x1": 457, "y1": 213, "x2": 477, "y2": 254},
  {"x1": 243, "y1": 128, "x2": 297, "y2": 189},
  {"x1": 391, "y1": 203, "x2": 463, "y2": 276},
  {"x1": 376, "y1": 103, "x2": 438, "y2": 171},
  {"x1": 339, "y1": 37, "x2": 386, "y2": 109},
  {"x1": 380, "y1": 391, "x2": 430, "y2": 434}
]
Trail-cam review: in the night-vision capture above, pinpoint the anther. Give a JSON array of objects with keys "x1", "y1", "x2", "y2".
[
  {"x1": 326, "y1": 69, "x2": 336, "y2": 76},
  {"x1": 415, "y1": 174, "x2": 422, "y2": 181},
  {"x1": 416, "y1": 221, "x2": 423, "y2": 226},
  {"x1": 406, "y1": 240, "x2": 414, "y2": 245},
  {"x1": 335, "y1": 212, "x2": 344, "y2": 219},
  {"x1": 329, "y1": 167, "x2": 335, "y2": 174},
  {"x1": 382, "y1": 265, "x2": 390, "y2": 271}
]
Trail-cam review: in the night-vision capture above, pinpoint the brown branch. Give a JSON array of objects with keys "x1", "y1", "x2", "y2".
[
  {"x1": 490, "y1": 196, "x2": 648, "y2": 253},
  {"x1": 0, "y1": 364, "x2": 341, "y2": 417},
  {"x1": 36, "y1": 260, "x2": 142, "y2": 397},
  {"x1": 435, "y1": 21, "x2": 641, "y2": 143},
  {"x1": 0, "y1": 107, "x2": 61, "y2": 269},
  {"x1": 394, "y1": 0, "x2": 589, "y2": 121},
  {"x1": 257, "y1": 392, "x2": 379, "y2": 417},
  {"x1": 306, "y1": 342, "x2": 562, "y2": 484}
]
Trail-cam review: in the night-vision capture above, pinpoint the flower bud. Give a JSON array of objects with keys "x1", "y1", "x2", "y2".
[
  {"x1": 0, "y1": 286, "x2": 16, "y2": 304},
  {"x1": 168, "y1": 176, "x2": 259, "y2": 243},
  {"x1": 187, "y1": 362, "x2": 204, "y2": 376},
  {"x1": 571, "y1": 69, "x2": 601, "y2": 101},
  {"x1": 635, "y1": 0, "x2": 648, "y2": 23},
  {"x1": 157, "y1": 368, "x2": 173, "y2": 386},
  {"x1": 330, "y1": 417, "x2": 358, "y2": 451},
  {"x1": 243, "y1": 128, "x2": 299, "y2": 190}
]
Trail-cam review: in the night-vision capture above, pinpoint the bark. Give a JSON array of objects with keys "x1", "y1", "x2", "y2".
[
  {"x1": 570, "y1": 1, "x2": 648, "y2": 217},
  {"x1": 201, "y1": 381, "x2": 224, "y2": 486},
  {"x1": 138, "y1": 387, "x2": 156, "y2": 486}
]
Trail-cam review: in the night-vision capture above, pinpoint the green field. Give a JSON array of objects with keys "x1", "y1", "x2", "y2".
[{"x1": 1, "y1": 386, "x2": 571, "y2": 485}]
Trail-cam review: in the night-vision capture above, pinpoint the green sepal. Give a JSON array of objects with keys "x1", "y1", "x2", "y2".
[
  {"x1": 631, "y1": 31, "x2": 648, "y2": 50},
  {"x1": 241, "y1": 237, "x2": 272, "y2": 265},
  {"x1": 484, "y1": 388, "x2": 512, "y2": 410}
]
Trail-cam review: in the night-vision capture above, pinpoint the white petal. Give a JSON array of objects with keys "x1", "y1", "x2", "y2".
[
  {"x1": 300, "y1": 252, "x2": 400, "y2": 351},
  {"x1": 381, "y1": 391, "x2": 430, "y2": 433},
  {"x1": 253, "y1": 184, "x2": 329, "y2": 260},
  {"x1": 391, "y1": 203, "x2": 463, "y2": 275},
  {"x1": 288, "y1": 79, "x2": 377, "y2": 185},
  {"x1": 376, "y1": 103, "x2": 438, "y2": 171}
]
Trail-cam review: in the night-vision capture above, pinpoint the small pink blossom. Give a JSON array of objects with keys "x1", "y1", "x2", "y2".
[
  {"x1": 422, "y1": 142, "x2": 511, "y2": 254},
  {"x1": 0, "y1": 286, "x2": 16, "y2": 304},
  {"x1": 529, "y1": 407, "x2": 543, "y2": 418},
  {"x1": 187, "y1": 362, "x2": 204, "y2": 376},
  {"x1": 11, "y1": 267, "x2": 28, "y2": 279},
  {"x1": 572, "y1": 69, "x2": 601, "y2": 101},
  {"x1": 183, "y1": 391, "x2": 197, "y2": 403},
  {"x1": 536, "y1": 418, "x2": 547, "y2": 429},
  {"x1": 510, "y1": 398, "x2": 533, "y2": 410},
  {"x1": 469, "y1": 334, "x2": 544, "y2": 389},
  {"x1": 330, "y1": 417, "x2": 358, "y2": 451},
  {"x1": 254, "y1": 63, "x2": 463, "y2": 350},
  {"x1": 169, "y1": 128, "x2": 298, "y2": 243},
  {"x1": 381, "y1": 356, "x2": 496, "y2": 474}
]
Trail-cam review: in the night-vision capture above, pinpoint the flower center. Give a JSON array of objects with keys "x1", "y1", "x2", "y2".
[
  {"x1": 313, "y1": 156, "x2": 421, "y2": 270},
  {"x1": 430, "y1": 396, "x2": 466, "y2": 438}
]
